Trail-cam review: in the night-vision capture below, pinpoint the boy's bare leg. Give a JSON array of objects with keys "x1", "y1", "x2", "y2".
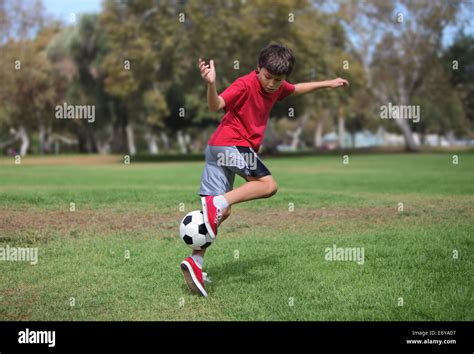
[
  {"x1": 208, "y1": 175, "x2": 276, "y2": 229},
  {"x1": 192, "y1": 248, "x2": 206, "y2": 257},
  {"x1": 192, "y1": 176, "x2": 276, "y2": 266},
  {"x1": 198, "y1": 175, "x2": 276, "y2": 243},
  {"x1": 224, "y1": 175, "x2": 277, "y2": 206}
]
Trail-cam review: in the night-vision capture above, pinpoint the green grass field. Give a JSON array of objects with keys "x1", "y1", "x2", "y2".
[{"x1": 0, "y1": 152, "x2": 473, "y2": 320}]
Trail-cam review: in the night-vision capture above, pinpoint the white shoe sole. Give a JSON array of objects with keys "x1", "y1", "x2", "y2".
[
  {"x1": 201, "y1": 197, "x2": 217, "y2": 240},
  {"x1": 181, "y1": 260, "x2": 208, "y2": 297}
]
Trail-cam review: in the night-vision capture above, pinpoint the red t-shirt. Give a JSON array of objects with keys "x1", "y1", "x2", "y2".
[{"x1": 208, "y1": 70, "x2": 295, "y2": 151}]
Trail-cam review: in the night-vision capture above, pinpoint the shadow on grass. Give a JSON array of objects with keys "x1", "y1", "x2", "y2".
[
  {"x1": 206, "y1": 255, "x2": 281, "y2": 290},
  {"x1": 179, "y1": 255, "x2": 281, "y2": 295}
]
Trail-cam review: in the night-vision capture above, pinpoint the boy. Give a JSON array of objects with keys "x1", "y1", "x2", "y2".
[{"x1": 181, "y1": 43, "x2": 348, "y2": 297}]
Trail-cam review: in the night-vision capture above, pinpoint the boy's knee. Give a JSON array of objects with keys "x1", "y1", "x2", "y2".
[
  {"x1": 265, "y1": 179, "x2": 278, "y2": 198},
  {"x1": 269, "y1": 181, "x2": 278, "y2": 197}
]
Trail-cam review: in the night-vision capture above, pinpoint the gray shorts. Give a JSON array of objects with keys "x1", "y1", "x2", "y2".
[{"x1": 198, "y1": 145, "x2": 271, "y2": 196}]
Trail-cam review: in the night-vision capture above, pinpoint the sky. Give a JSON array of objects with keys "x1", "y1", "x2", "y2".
[
  {"x1": 42, "y1": 0, "x2": 101, "y2": 23},
  {"x1": 41, "y1": 0, "x2": 473, "y2": 48}
]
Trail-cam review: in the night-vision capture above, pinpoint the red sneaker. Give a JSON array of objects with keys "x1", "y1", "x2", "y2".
[
  {"x1": 201, "y1": 196, "x2": 222, "y2": 240},
  {"x1": 180, "y1": 257, "x2": 208, "y2": 297}
]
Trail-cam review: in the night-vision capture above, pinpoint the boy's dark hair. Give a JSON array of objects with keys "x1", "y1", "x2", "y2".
[{"x1": 257, "y1": 43, "x2": 295, "y2": 77}]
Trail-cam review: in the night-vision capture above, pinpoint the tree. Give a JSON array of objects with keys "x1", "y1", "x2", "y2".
[
  {"x1": 99, "y1": 0, "x2": 170, "y2": 155},
  {"x1": 0, "y1": 27, "x2": 64, "y2": 155},
  {"x1": 336, "y1": 0, "x2": 465, "y2": 151},
  {"x1": 442, "y1": 31, "x2": 474, "y2": 137},
  {"x1": 0, "y1": 0, "x2": 50, "y2": 155}
]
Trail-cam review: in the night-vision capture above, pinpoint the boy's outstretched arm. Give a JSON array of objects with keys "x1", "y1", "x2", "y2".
[
  {"x1": 198, "y1": 58, "x2": 226, "y2": 112},
  {"x1": 292, "y1": 78, "x2": 349, "y2": 96}
]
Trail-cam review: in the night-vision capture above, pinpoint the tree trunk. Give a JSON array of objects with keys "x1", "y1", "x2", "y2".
[
  {"x1": 86, "y1": 124, "x2": 98, "y2": 153},
  {"x1": 184, "y1": 133, "x2": 191, "y2": 153},
  {"x1": 394, "y1": 119, "x2": 418, "y2": 151},
  {"x1": 398, "y1": 84, "x2": 419, "y2": 151},
  {"x1": 160, "y1": 131, "x2": 170, "y2": 152},
  {"x1": 338, "y1": 107, "x2": 345, "y2": 149},
  {"x1": 76, "y1": 125, "x2": 87, "y2": 153},
  {"x1": 144, "y1": 131, "x2": 159, "y2": 155},
  {"x1": 38, "y1": 124, "x2": 46, "y2": 155},
  {"x1": 290, "y1": 127, "x2": 302, "y2": 150},
  {"x1": 177, "y1": 130, "x2": 187, "y2": 154},
  {"x1": 18, "y1": 126, "x2": 29, "y2": 156},
  {"x1": 110, "y1": 123, "x2": 124, "y2": 153},
  {"x1": 109, "y1": 101, "x2": 124, "y2": 153},
  {"x1": 46, "y1": 126, "x2": 54, "y2": 153},
  {"x1": 125, "y1": 123, "x2": 137, "y2": 156},
  {"x1": 314, "y1": 120, "x2": 324, "y2": 148}
]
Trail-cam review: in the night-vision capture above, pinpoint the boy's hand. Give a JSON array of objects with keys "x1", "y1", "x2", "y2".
[
  {"x1": 199, "y1": 58, "x2": 216, "y2": 84},
  {"x1": 329, "y1": 78, "x2": 349, "y2": 88}
]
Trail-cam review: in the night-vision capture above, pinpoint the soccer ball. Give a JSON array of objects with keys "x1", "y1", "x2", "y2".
[{"x1": 179, "y1": 210, "x2": 213, "y2": 250}]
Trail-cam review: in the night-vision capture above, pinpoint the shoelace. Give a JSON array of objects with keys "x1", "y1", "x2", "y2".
[{"x1": 202, "y1": 272, "x2": 212, "y2": 283}]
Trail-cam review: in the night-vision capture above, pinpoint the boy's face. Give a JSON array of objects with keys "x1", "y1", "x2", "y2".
[{"x1": 257, "y1": 66, "x2": 287, "y2": 93}]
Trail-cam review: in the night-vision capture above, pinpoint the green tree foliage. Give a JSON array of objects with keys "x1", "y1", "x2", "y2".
[
  {"x1": 99, "y1": 0, "x2": 170, "y2": 154},
  {"x1": 442, "y1": 32, "x2": 474, "y2": 136},
  {"x1": 1, "y1": 0, "x2": 471, "y2": 155},
  {"x1": 0, "y1": 26, "x2": 63, "y2": 154}
]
